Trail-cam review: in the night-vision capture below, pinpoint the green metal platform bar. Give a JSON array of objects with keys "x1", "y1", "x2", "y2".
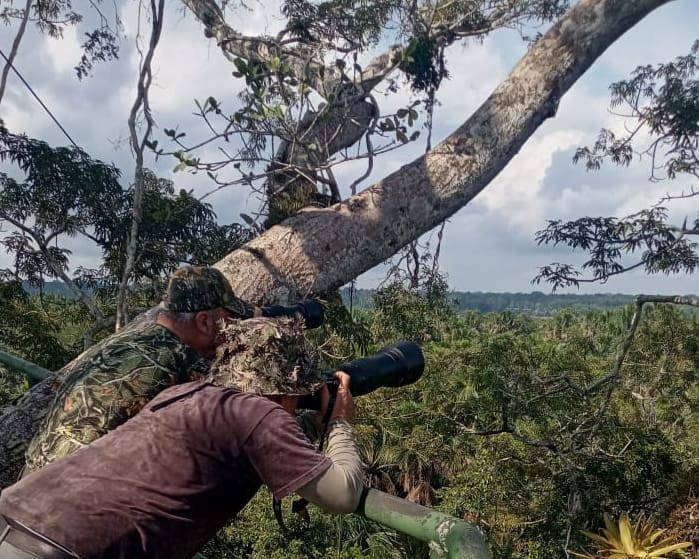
[
  {"x1": 359, "y1": 489, "x2": 492, "y2": 559},
  {"x1": 0, "y1": 349, "x2": 53, "y2": 383}
]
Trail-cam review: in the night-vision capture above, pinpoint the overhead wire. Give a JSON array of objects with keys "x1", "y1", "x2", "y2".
[{"x1": 0, "y1": 46, "x2": 81, "y2": 149}]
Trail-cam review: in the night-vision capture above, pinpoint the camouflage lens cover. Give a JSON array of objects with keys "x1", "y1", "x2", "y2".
[
  {"x1": 161, "y1": 266, "x2": 254, "y2": 318},
  {"x1": 209, "y1": 317, "x2": 324, "y2": 395}
]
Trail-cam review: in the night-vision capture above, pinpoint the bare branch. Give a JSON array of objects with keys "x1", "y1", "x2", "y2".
[
  {"x1": 0, "y1": 0, "x2": 32, "y2": 105},
  {"x1": 115, "y1": 0, "x2": 165, "y2": 331},
  {"x1": 580, "y1": 294, "x2": 698, "y2": 446}
]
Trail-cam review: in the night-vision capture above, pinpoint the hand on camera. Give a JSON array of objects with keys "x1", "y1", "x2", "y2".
[{"x1": 329, "y1": 371, "x2": 356, "y2": 423}]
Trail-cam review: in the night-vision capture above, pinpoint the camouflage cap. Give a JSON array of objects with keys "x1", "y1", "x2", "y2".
[
  {"x1": 209, "y1": 316, "x2": 324, "y2": 396},
  {"x1": 161, "y1": 266, "x2": 254, "y2": 318}
]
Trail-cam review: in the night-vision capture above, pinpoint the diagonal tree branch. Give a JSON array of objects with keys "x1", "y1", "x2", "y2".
[
  {"x1": 0, "y1": 0, "x2": 32, "y2": 105},
  {"x1": 214, "y1": 0, "x2": 676, "y2": 304}
]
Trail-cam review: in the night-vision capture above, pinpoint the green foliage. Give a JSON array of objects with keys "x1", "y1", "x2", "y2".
[
  {"x1": 370, "y1": 272, "x2": 455, "y2": 343},
  {"x1": 0, "y1": 127, "x2": 123, "y2": 288},
  {"x1": 575, "y1": 41, "x2": 699, "y2": 178},
  {"x1": 280, "y1": 0, "x2": 402, "y2": 50},
  {"x1": 536, "y1": 42, "x2": 699, "y2": 288},
  {"x1": 0, "y1": 0, "x2": 119, "y2": 79},
  {"x1": 75, "y1": 28, "x2": 120, "y2": 80},
  {"x1": 0, "y1": 281, "x2": 84, "y2": 404},
  {"x1": 350, "y1": 301, "x2": 697, "y2": 559},
  {"x1": 0, "y1": 282, "x2": 74, "y2": 370},
  {"x1": 202, "y1": 490, "x2": 404, "y2": 559},
  {"x1": 0, "y1": 365, "x2": 26, "y2": 406},
  {"x1": 534, "y1": 208, "x2": 699, "y2": 290},
  {"x1": 309, "y1": 299, "x2": 373, "y2": 366},
  {"x1": 0, "y1": 129, "x2": 254, "y2": 331},
  {"x1": 89, "y1": 169, "x2": 255, "y2": 297},
  {"x1": 340, "y1": 287, "x2": 638, "y2": 316},
  {"x1": 400, "y1": 35, "x2": 448, "y2": 93},
  {"x1": 425, "y1": 0, "x2": 569, "y2": 31}
]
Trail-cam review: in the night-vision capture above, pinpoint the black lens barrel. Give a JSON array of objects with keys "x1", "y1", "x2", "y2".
[
  {"x1": 339, "y1": 341, "x2": 424, "y2": 397},
  {"x1": 260, "y1": 300, "x2": 325, "y2": 329},
  {"x1": 299, "y1": 340, "x2": 425, "y2": 409}
]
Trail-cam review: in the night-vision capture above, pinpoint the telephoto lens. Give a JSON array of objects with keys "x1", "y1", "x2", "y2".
[
  {"x1": 299, "y1": 341, "x2": 424, "y2": 409},
  {"x1": 259, "y1": 300, "x2": 324, "y2": 329},
  {"x1": 338, "y1": 341, "x2": 424, "y2": 396}
]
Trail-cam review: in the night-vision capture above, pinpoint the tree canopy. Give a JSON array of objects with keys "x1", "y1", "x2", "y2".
[
  {"x1": 535, "y1": 41, "x2": 699, "y2": 290},
  {"x1": 0, "y1": 124, "x2": 253, "y2": 341},
  {"x1": 1, "y1": 1, "x2": 697, "y2": 557}
]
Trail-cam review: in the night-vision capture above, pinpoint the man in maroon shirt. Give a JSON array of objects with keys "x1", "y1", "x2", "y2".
[{"x1": 0, "y1": 318, "x2": 364, "y2": 559}]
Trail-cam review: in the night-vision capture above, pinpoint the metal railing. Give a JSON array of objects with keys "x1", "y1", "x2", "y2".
[
  {"x1": 0, "y1": 349, "x2": 53, "y2": 383},
  {"x1": 360, "y1": 489, "x2": 491, "y2": 559}
]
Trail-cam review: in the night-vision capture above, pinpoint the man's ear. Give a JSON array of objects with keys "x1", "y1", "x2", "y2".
[{"x1": 193, "y1": 311, "x2": 213, "y2": 335}]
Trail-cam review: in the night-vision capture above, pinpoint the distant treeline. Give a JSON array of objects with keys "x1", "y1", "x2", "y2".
[
  {"x1": 27, "y1": 281, "x2": 649, "y2": 316},
  {"x1": 340, "y1": 287, "x2": 641, "y2": 316},
  {"x1": 23, "y1": 281, "x2": 81, "y2": 298}
]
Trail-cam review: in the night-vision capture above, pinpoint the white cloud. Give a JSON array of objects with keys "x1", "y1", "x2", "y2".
[
  {"x1": 435, "y1": 39, "x2": 508, "y2": 129},
  {"x1": 478, "y1": 129, "x2": 584, "y2": 231},
  {"x1": 39, "y1": 25, "x2": 83, "y2": 75},
  {"x1": 600, "y1": 1, "x2": 697, "y2": 76},
  {"x1": 148, "y1": 22, "x2": 234, "y2": 114}
]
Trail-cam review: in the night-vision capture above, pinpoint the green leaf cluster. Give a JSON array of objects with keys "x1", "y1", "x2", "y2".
[
  {"x1": 0, "y1": 129, "x2": 255, "y2": 322},
  {"x1": 0, "y1": 281, "x2": 83, "y2": 404}
]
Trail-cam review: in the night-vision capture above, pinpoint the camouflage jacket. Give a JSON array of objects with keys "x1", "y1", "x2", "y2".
[{"x1": 23, "y1": 322, "x2": 209, "y2": 475}]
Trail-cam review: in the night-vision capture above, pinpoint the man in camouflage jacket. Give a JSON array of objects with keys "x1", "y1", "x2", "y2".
[{"x1": 23, "y1": 266, "x2": 256, "y2": 474}]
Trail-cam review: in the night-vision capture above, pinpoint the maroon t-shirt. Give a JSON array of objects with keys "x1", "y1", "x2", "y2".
[{"x1": 0, "y1": 382, "x2": 330, "y2": 559}]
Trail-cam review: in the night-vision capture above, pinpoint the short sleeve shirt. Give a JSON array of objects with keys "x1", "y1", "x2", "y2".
[
  {"x1": 23, "y1": 322, "x2": 209, "y2": 473},
  {"x1": 0, "y1": 382, "x2": 331, "y2": 559}
]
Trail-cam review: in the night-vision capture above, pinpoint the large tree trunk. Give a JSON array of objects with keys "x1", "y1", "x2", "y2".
[
  {"x1": 215, "y1": 0, "x2": 673, "y2": 303},
  {"x1": 0, "y1": 0, "x2": 673, "y2": 489}
]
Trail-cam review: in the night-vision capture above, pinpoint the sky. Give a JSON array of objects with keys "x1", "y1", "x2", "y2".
[{"x1": 0, "y1": 0, "x2": 697, "y2": 295}]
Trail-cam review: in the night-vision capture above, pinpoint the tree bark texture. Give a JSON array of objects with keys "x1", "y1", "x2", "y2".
[
  {"x1": 0, "y1": 376, "x2": 55, "y2": 488},
  {"x1": 0, "y1": 0, "x2": 674, "y2": 489},
  {"x1": 215, "y1": 0, "x2": 674, "y2": 305},
  {"x1": 265, "y1": 96, "x2": 377, "y2": 225}
]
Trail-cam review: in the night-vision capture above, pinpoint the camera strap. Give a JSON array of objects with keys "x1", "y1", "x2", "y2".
[{"x1": 273, "y1": 388, "x2": 337, "y2": 535}]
